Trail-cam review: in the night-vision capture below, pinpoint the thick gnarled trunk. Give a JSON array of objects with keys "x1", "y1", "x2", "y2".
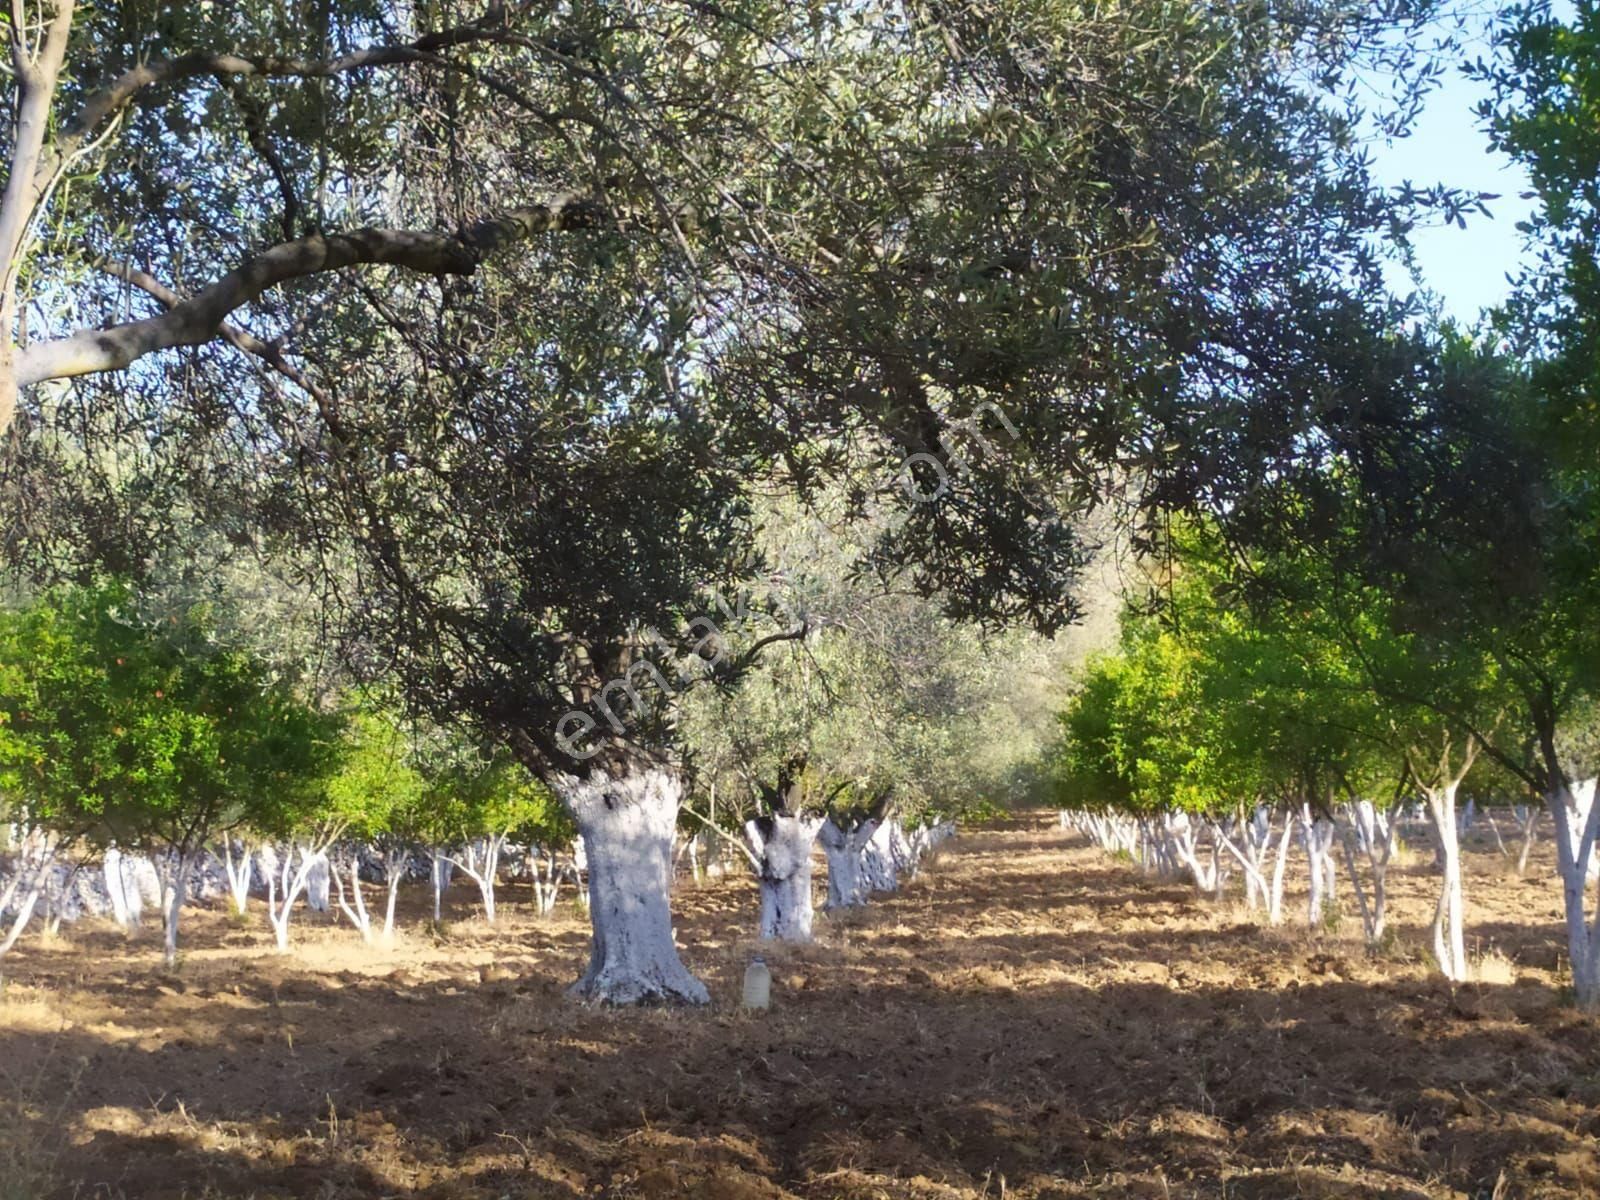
[
  {"x1": 861, "y1": 819, "x2": 901, "y2": 894},
  {"x1": 746, "y1": 813, "x2": 822, "y2": 941},
  {"x1": 819, "y1": 815, "x2": 878, "y2": 909},
  {"x1": 552, "y1": 765, "x2": 708, "y2": 1006}
]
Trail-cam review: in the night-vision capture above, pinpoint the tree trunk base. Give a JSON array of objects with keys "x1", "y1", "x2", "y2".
[
  {"x1": 759, "y1": 873, "x2": 815, "y2": 942},
  {"x1": 554, "y1": 764, "x2": 709, "y2": 1007},
  {"x1": 568, "y1": 953, "x2": 711, "y2": 1006}
]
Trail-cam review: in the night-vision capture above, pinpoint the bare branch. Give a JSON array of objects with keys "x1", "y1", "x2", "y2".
[
  {"x1": 719, "y1": 619, "x2": 810, "y2": 683},
  {"x1": 58, "y1": 12, "x2": 525, "y2": 160},
  {"x1": 18, "y1": 196, "x2": 610, "y2": 388},
  {"x1": 217, "y1": 77, "x2": 302, "y2": 242},
  {"x1": 96, "y1": 259, "x2": 329, "y2": 402},
  {"x1": 0, "y1": 0, "x2": 74, "y2": 431},
  {"x1": 681, "y1": 805, "x2": 761, "y2": 871}
]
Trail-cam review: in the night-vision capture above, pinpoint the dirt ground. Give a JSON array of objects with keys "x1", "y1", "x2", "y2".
[{"x1": 2, "y1": 814, "x2": 1598, "y2": 1200}]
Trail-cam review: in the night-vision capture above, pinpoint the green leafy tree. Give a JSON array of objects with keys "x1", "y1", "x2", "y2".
[
  {"x1": 1193, "y1": 326, "x2": 1600, "y2": 991},
  {"x1": 1482, "y1": 0, "x2": 1600, "y2": 432},
  {"x1": 1173, "y1": 521, "x2": 1511, "y2": 964},
  {"x1": 0, "y1": 0, "x2": 1471, "y2": 1004},
  {"x1": 1456, "y1": 3, "x2": 1600, "y2": 1001},
  {"x1": 1054, "y1": 511, "x2": 1515, "y2": 970},
  {"x1": 421, "y1": 745, "x2": 558, "y2": 927},
  {"x1": 322, "y1": 705, "x2": 429, "y2": 942},
  {"x1": 0, "y1": 584, "x2": 339, "y2": 963},
  {"x1": 680, "y1": 562, "x2": 1060, "y2": 829}
]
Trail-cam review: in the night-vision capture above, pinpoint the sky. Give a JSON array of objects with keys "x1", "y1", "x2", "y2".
[
  {"x1": 1362, "y1": 8, "x2": 1570, "y2": 324},
  {"x1": 1366, "y1": 58, "x2": 1535, "y2": 323}
]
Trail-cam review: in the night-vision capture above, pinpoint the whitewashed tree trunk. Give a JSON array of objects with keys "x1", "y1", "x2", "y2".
[
  {"x1": 527, "y1": 845, "x2": 563, "y2": 916},
  {"x1": 572, "y1": 835, "x2": 589, "y2": 907},
  {"x1": 905, "y1": 822, "x2": 935, "y2": 869},
  {"x1": 1336, "y1": 810, "x2": 1375, "y2": 944},
  {"x1": 887, "y1": 818, "x2": 917, "y2": 880},
  {"x1": 104, "y1": 846, "x2": 142, "y2": 931},
  {"x1": 550, "y1": 765, "x2": 708, "y2": 1005},
  {"x1": 218, "y1": 838, "x2": 253, "y2": 916},
  {"x1": 861, "y1": 818, "x2": 899, "y2": 894},
  {"x1": 333, "y1": 852, "x2": 373, "y2": 943},
  {"x1": 534, "y1": 846, "x2": 554, "y2": 914},
  {"x1": 1298, "y1": 806, "x2": 1336, "y2": 928},
  {"x1": 265, "y1": 844, "x2": 321, "y2": 953},
  {"x1": 1406, "y1": 737, "x2": 1481, "y2": 984},
  {"x1": 43, "y1": 860, "x2": 80, "y2": 935},
  {"x1": 1246, "y1": 807, "x2": 1273, "y2": 909},
  {"x1": 1485, "y1": 808, "x2": 1509, "y2": 857},
  {"x1": 1303, "y1": 816, "x2": 1325, "y2": 928},
  {"x1": 1206, "y1": 823, "x2": 1229, "y2": 900},
  {"x1": 1544, "y1": 776, "x2": 1600, "y2": 1006},
  {"x1": 1569, "y1": 779, "x2": 1600, "y2": 881},
  {"x1": 382, "y1": 869, "x2": 403, "y2": 940},
  {"x1": 256, "y1": 842, "x2": 279, "y2": 890},
  {"x1": 819, "y1": 816, "x2": 877, "y2": 909},
  {"x1": 1138, "y1": 816, "x2": 1182, "y2": 881},
  {"x1": 1515, "y1": 803, "x2": 1538, "y2": 875},
  {"x1": 1423, "y1": 782, "x2": 1468, "y2": 981},
  {"x1": 914, "y1": 818, "x2": 955, "y2": 861},
  {"x1": 1216, "y1": 809, "x2": 1271, "y2": 909},
  {"x1": 1424, "y1": 807, "x2": 1448, "y2": 870},
  {"x1": 0, "y1": 877, "x2": 43, "y2": 956},
  {"x1": 1268, "y1": 812, "x2": 1293, "y2": 925},
  {"x1": 429, "y1": 848, "x2": 452, "y2": 923},
  {"x1": 305, "y1": 850, "x2": 331, "y2": 913},
  {"x1": 379, "y1": 843, "x2": 409, "y2": 941},
  {"x1": 0, "y1": 829, "x2": 57, "y2": 956},
  {"x1": 450, "y1": 834, "x2": 507, "y2": 926},
  {"x1": 745, "y1": 813, "x2": 822, "y2": 942},
  {"x1": 1321, "y1": 824, "x2": 1337, "y2": 902},
  {"x1": 1114, "y1": 814, "x2": 1137, "y2": 855},
  {"x1": 1136, "y1": 818, "x2": 1157, "y2": 874},
  {"x1": 1335, "y1": 800, "x2": 1397, "y2": 945},
  {"x1": 159, "y1": 850, "x2": 195, "y2": 967},
  {"x1": 1164, "y1": 811, "x2": 1215, "y2": 894}
]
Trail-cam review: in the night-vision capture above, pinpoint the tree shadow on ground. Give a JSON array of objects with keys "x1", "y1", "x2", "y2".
[{"x1": 2, "y1": 818, "x2": 1596, "y2": 1199}]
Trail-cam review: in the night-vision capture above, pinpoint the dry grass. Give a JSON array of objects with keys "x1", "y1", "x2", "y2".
[
  {"x1": 1473, "y1": 945, "x2": 1519, "y2": 986},
  {"x1": 0, "y1": 815, "x2": 1596, "y2": 1198}
]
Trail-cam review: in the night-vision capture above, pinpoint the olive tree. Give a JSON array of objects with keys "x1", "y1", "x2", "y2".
[{"x1": 1, "y1": 0, "x2": 1461, "y2": 1002}]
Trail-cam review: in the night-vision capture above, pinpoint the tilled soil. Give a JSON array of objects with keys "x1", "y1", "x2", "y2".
[{"x1": 2, "y1": 814, "x2": 1597, "y2": 1199}]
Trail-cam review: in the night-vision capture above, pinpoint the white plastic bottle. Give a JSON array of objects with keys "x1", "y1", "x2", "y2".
[{"x1": 742, "y1": 954, "x2": 771, "y2": 1010}]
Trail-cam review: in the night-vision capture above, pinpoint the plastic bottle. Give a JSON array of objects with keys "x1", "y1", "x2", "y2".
[{"x1": 742, "y1": 954, "x2": 771, "y2": 1010}]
